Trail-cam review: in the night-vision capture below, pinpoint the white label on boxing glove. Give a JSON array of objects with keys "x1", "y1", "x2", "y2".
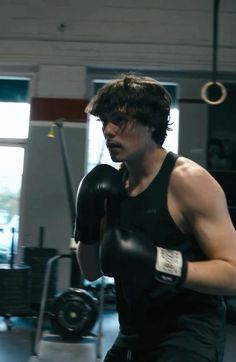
[{"x1": 155, "y1": 247, "x2": 183, "y2": 277}]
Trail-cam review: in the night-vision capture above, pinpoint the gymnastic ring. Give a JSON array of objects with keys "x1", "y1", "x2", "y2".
[{"x1": 201, "y1": 81, "x2": 227, "y2": 105}]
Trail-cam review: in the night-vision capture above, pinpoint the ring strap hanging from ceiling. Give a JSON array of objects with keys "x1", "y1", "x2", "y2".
[{"x1": 201, "y1": 0, "x2": 227, "y2": 105}]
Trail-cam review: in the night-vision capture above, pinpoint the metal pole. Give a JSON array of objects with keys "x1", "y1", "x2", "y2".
[
  {"x1": 54, "y1": 119, "x2": 81, "y2": 287},
  {"x1": 95, "y1": 277, "x2": 105, "y2": 360},
  {"x1": 55, "y1": 119, "x2": 76, "y2": 229},
  {"x1": 212, "y1": 0, "x2": 220, "y2": 82},
  {"x1": 33, "y1": 254, "x2": 71, "y2": 356}
]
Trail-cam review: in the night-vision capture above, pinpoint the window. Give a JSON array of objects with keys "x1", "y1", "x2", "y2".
[
  {"x1": 0, "y1": 77, "x2": 30, "y2": 263},
  {"x1": 0, "y1": 102, "x2": 30, "y2": 139}
]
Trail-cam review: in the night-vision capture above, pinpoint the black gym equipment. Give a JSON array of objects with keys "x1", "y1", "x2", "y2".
[
  {"x1": 23, "y1": 226, "x2": 58, "y2": 307},
  {"x1": 33, "y1": 253, "x2": 103, "y2": 357},
  {"x1": 0, "y1": 227, "x2": 32, "y2": 330},
  {"x1": 50, "y1": 288, "x2": 98, "y2": 340},
  {"x1": 0, "y1": 264, "x2": 32, "y2": 327}
]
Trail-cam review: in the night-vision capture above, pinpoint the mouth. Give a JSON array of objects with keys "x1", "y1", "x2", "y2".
[{"x1": 106, "y1": 142, "x2": 122, "y2": 150}]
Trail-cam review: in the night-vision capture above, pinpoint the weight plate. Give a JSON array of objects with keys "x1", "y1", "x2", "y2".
[{"x1": 50, "y1": 288, "x2": 98, "y2": 340}]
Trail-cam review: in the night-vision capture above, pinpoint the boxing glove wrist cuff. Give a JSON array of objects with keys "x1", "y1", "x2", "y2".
[{"x1": 154, "y1": 247, "x2": 187, "y2": 288}]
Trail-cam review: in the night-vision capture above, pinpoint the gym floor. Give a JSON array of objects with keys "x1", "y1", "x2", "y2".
[{"x1": 0, "y1": 308, "x2": 236, "y2": 362}]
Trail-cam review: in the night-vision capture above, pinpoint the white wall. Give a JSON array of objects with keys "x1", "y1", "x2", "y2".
[{"x1": 0, "y1": 0, "x2": 236, "y2": 102}]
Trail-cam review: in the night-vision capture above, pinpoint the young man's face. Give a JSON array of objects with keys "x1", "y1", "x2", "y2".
[{"x1": 101, "y1": 111, "x2": 155, "y2": 163}]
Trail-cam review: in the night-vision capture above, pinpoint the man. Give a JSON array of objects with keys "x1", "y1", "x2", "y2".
[{"x1": 75, "y1": 74, "x2": 236, "y2": 361}]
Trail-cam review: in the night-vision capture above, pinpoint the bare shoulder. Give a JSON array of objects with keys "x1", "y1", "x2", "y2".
[
  {"x1": 170, "y1": 156, "x2": 226, "y2": 212},
  {"x1": 171, "y1": 156, "x2": 222, "y2": 191}
]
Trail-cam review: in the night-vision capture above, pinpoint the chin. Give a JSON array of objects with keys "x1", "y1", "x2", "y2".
[
  {"x1": 110, "y1": 156, "x2": 123, "y2": 163},
  {"x1": 109, "y1": 153, "x2": 124, "y2": 163}
]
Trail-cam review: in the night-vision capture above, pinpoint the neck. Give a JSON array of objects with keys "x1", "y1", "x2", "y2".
[{"x1": 124, "y1": 147, "x2": 167, "y2": 195}]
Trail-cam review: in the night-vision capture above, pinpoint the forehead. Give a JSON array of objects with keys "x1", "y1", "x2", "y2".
[{"x1": 100, "y1": 110, "x2": 131, "y2": 123}]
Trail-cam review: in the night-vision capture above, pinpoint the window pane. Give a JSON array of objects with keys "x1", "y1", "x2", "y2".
[
  {"x1": 0, "y1": 102, "x2": 30, "y2": 139},
  {"x1": 0, "y1": 147, "x2": 24, "y2": 262},
  {"x1": 0, "y1": 78, "x2": 29, "y2": 102},
  {"x1": 87, "y1": 115, "x2": 120, "y2": 172},
  {"x1": 162, "y1": 107, "x2": 179, "y2": 154}
]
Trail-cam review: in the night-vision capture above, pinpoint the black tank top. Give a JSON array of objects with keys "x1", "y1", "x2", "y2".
[
  {"x1": 120, "y1": 151, "x2": 204, "y2": 258},
  {"x1": 115, "y1": 151, "x2": 225, "y2": 353}
]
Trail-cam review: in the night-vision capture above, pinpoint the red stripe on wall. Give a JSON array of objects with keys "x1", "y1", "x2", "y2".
[{"x1": 30, "y1": 97, "x2": 89, "y2": 122}]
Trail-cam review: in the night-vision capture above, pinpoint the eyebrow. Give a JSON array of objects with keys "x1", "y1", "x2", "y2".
[{"x1": 101, "y1": 112, "x2": 129, "y2": 124}]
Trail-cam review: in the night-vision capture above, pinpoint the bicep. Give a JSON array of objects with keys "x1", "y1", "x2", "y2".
[{"x1": 187, "y1": 180, "x2": 236, "y2": 263}]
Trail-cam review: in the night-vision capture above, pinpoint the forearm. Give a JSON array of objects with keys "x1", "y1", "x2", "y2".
[
  {"x1": 185, "y1": 259, "x2": 236, "y2": 296},
  {"x1": 77, "y1": 242, "x2": 102, "y2": 281}
]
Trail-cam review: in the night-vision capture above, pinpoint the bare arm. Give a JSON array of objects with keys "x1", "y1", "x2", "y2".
[
  {"x1": 172, "y1": 159, "x2": 236, "y2": 295},
  {"x1": 76, "y1": 216, "x2": 107, "y2": 281},
  {"x1": 77, "y1": 242, "x2": 102, "y2": 281}
]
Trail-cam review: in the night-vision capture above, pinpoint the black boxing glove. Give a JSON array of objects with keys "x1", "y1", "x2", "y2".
[
  {"x1": 74, "y1": 164, "x2": 124, "y2": 244},
  {"x1": 100, "y1": 227, "x2": 187, "y2": 288}
]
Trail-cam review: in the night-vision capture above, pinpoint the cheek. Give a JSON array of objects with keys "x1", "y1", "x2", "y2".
[
  {"x1": 134, "y1": 128, "x2": 150, "y2": 145},
  {"x1": 126, "y1": 134, "x2": 147, "y2": 154},
  {"x1": 120, "y1": 123, "x2": 150, "y2": 147}
]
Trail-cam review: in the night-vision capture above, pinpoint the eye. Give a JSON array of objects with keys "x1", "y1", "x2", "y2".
[
  {"x1": 112, "y1": 116, "x2": 124, "y2": 125},
  {"x1": 111, "y1": 113, "x2": 128, "y2": 126},
  {"x1": 101, "y1": 112, "x2": 129, "y2": 130}
]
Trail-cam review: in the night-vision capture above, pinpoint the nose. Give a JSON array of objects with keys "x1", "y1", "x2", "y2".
[{"x1": 102, "y1": 121, "x2": 118, "y2": 138}]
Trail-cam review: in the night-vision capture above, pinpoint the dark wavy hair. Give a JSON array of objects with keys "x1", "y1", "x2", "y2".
[{"x1": 85, "y1": 73, "x2": 172, "y2": 145}]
